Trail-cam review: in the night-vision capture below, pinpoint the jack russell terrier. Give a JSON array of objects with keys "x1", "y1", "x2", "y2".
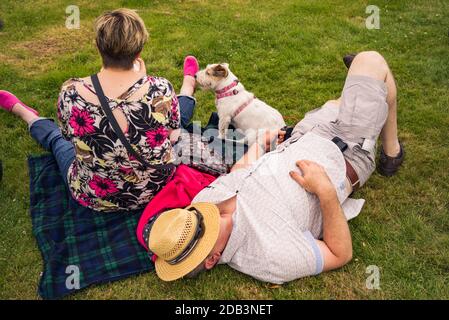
[{"x1": 195, "y1": 63, "x2": 285, "y2": 146}]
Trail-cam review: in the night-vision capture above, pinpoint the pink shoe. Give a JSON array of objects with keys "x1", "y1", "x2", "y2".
[
  {"x1": 183, "y1": 56, "x2": 199, "y2": 77},
  {"x1": 0, "y1": 90, "x2": 39, "y2": 116}
]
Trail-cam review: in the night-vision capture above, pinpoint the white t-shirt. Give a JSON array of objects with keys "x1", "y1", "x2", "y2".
[{"x1": 193, "y1": 132, "x2": 365, "y2": 284}]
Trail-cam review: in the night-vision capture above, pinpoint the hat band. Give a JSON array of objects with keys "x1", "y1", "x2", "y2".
[{"x1": 167, "y1": 207, "x2": 205, "y2": 265}]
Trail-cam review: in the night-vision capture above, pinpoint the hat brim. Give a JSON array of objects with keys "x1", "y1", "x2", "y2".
[{"x1": 154, "y1": 202, "x2": 220, "y2": 281}]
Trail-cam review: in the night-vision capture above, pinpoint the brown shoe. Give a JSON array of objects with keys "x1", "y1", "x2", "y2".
[
  {"x1": 378, "y1": 142, "x2": 405, "y2": 177},
  {"x1": 343, "y1": 53, "x2": 357, "y2": 69}
]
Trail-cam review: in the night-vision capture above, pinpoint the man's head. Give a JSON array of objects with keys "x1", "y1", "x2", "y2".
[
  {"x1": 148, "y1": 203, "x2": 232, "y2": 281},
  {"x1": 94, "y1": 8, "x2": 149, "y2": 70}
]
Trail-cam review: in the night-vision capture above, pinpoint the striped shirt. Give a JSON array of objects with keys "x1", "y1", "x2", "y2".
[{"x1": 193, "y1": 132, "x2": 365, "y2": 284}]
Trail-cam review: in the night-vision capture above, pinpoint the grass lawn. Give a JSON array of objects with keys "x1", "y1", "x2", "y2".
[{"x1": 0, "y1": 0, "x2": 448, "y2": 299}]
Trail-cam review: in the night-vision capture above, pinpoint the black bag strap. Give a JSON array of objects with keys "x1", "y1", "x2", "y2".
[{"x1": 90, "y1": 74, "x2": 174, "y2": 170}]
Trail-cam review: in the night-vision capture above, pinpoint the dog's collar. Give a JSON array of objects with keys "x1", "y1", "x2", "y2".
[
  {"x1": 215, "y1": 80, "x2": 239, "y2": 99},
  {"x1": 233, "y1": 95, "x2": 255, "y2": 119}
]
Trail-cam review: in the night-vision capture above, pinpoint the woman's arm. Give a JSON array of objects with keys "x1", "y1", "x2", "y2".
[
  {"x1": 56, "y1": 83, "x2": 72, "y2": 140},
  {"x1": 230, "y1": 129, "x2": 281, "y2": 172},
  {"x1": 230, "y1": 141, "x2": 264, "y2": 172}
]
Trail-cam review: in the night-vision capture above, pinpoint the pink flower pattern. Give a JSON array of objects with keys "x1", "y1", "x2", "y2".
[
  {"x1": 57, "y1": 76, "x2": 179, "y2": 211},
  {"x1": 69, "y1": 106, "x2": 95, "y2": 137},
  {"x1": 88, "y1": 175, "x2": 119, "y2": 198},
  {"x1": 146, "y1": 126, "x2": 169, "y2": 148},
  {"x1": 119, "y1": 166, "x2": 134, "y2": 175},
  {"x1": 76, "y1": 193, "x2": 91, "y2": 207}
]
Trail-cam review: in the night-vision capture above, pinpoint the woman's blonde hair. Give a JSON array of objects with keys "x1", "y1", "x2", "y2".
[{"x1": 94, "y1": 8, "x2": 149, "y2": 70}]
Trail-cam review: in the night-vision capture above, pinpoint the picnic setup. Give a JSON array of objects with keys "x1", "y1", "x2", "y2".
[{"x1": 0, "y1": 1, "x2": 448, "y2": 303}]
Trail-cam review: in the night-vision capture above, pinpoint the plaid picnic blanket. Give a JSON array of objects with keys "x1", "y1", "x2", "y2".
[{"x1": 28, "y1": 154, "x2": 153, "y2": 300}]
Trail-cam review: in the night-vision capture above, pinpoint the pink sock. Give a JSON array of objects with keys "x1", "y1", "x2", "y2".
[
  {"x1": 183, "y1": 56, "x2": 199, "y2": 77},
  {"x1": 0, "y1": 90, "x2": 39, "y2": 116}
]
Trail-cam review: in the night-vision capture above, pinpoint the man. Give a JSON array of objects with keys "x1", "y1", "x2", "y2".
[{"x1": 145, "y1": 51, "x2": 405, "y2": 283}]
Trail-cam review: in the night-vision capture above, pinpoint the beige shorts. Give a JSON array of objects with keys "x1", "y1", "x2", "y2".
[{"x1": 291, "y1": 75, "x2": 389, "y2": 186}]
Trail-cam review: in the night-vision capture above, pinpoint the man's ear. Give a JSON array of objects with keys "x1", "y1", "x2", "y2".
[
  {"x1": 212, "y1": 64, "x2": 229, "y2": 78},
  {"x1": 204, "y1": 252, "x2": 221, "y2": 270}
]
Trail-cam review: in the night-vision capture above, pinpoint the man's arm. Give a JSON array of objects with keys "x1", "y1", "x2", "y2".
[
  {"x1": 315, "y1": 190, "x2": 352, "y2": 271},
  {"x1": 231, "y1": 129, "x2": 282, "y2": 172},
  {"x1": 290, "y1": 160, "x2": 352, "y2": 271}
]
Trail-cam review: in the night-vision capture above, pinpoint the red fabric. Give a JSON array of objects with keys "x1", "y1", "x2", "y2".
[{"x1": 136, "y1": 164, "x2": 216, "y2": 250}]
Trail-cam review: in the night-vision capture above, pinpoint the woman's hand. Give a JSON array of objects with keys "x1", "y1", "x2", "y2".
[
  {"x1": 289, "y1": 160, "x2": 336, "y2": 199},
  {"x1": 262, "y1": 129, "x2": 288, "y2": 151},
  {"x1": 277, "y1": 129, "x2": 287, "y2": 144},
  {"x1": 262, "y1": 129, "x2": 279, "y2": 151}
]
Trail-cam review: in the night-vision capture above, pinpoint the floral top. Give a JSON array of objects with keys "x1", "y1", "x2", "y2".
[{"x1": 57, "y1": 76, "x2": 180, "y2": 212}]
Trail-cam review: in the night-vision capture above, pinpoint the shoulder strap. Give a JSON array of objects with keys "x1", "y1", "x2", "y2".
[
  {"x1": 90, "y1": 74, "x2": 173, "y2": 170},
  {"x1": 118, "y1": 75, "x2": 149, "y2": 100}
]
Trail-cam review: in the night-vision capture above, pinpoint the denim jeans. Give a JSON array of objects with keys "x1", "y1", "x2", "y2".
[
  {"x1": 178, "y1": 95, "x2": 196, "y2": 129},
  {"x1": 29, "y1": 118, "x2": 75, "y2": 185},
  {"x1": 29, "y1": 95, "x2": 198, "y2": 186}
]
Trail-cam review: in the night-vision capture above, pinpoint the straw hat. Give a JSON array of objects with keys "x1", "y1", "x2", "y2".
[{"x1": 148, "y1": 202, "x2": 220, "y2": 281}]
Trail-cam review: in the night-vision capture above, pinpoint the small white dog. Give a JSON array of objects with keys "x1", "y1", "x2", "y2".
[{"x1": 195, "y1": 63, "x2": 285, "y2": 145}]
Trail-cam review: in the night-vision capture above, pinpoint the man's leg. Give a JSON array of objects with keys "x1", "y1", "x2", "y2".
[
  {"x1": 346, "y1": 51, "x2": 401, "y2": 157},
  {"x1": 381, "y1": 70, "x2": 400, "y2": 157}
]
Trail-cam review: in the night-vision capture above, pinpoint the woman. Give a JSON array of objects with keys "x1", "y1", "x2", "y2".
[{"x1": 0, "y1": 8, "x2": 200, "y2": 212}]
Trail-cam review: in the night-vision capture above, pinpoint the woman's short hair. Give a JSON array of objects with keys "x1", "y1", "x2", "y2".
[{"x1": 94, "y1": 8, "x2": 149, "y2": 70}]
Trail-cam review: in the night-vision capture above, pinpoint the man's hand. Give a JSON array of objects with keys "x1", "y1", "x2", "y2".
[{"x1": 289, "y1": 160, "x2": 336, "y2": 199}]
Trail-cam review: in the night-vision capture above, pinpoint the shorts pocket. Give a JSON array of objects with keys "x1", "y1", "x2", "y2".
[{"x1": 338, "y1": 85, "x2": 388, "y2": 139}]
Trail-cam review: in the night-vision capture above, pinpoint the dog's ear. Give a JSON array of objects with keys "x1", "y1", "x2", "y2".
[{"x1": 212, "y1": 64, "x2": 229, "y2": 78}]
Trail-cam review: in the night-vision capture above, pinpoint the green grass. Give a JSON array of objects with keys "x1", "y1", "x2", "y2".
[{"x1": 0, "y1": 0, "x2": 448, "y2": 299}]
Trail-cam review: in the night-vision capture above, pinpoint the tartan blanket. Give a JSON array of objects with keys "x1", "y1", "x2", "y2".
[{"x1": 28, "y1": 154, "x2": 153, "y2": 300}]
